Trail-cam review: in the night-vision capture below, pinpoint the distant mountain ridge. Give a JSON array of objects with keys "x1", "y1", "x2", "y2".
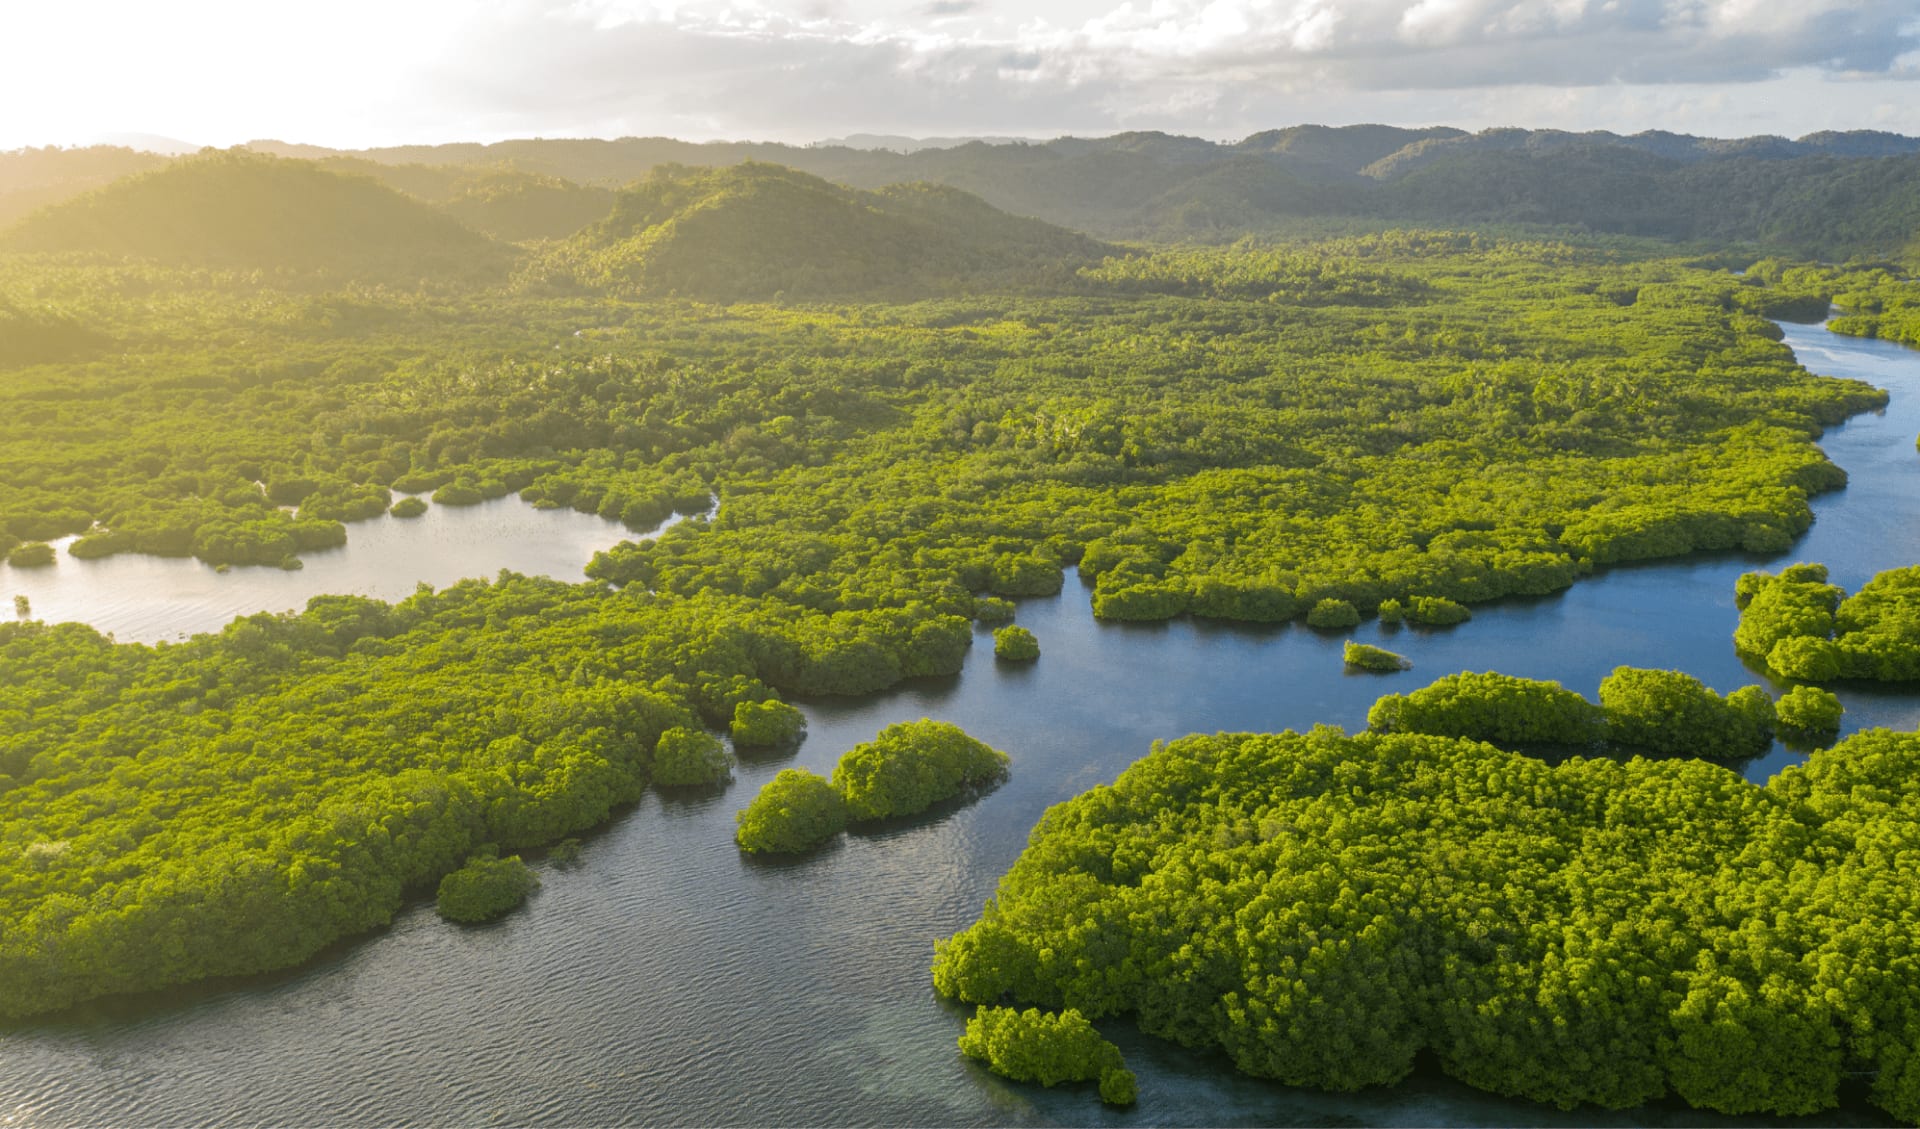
[
  {"x1": 237, "y1": 127, "x2": 1920, "y2": 256},
  {"x1": 8, "y1": 125, "x2": 1920, "y2": 262},
  {"x1": 538, "y1": 162, "x2": 1114, "y2": 300}
]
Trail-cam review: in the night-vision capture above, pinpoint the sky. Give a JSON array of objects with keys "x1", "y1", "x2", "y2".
[{"x1": 4, "y1": 0, "x2": 1919, "y2": 150}]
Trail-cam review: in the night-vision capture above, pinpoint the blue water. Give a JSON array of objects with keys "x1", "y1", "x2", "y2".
[{"x1": 1, "y1": 323, "x2": 1914, "y2": 1127}]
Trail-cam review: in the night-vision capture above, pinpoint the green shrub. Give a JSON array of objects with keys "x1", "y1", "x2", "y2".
[
  {"x1": 1343, "y1": 642, "x2": 1408, "y2": 672},
  {"x1": 974, "y1": 596, "x2": 1016, "y2": 623},
  {"x1": 1406, "y1": 595, "x2": 1471, "y2": 626},
  {"x1": 390, "y1": 496, "x2": 429, "y2": 518},
  {"x1": 1377, "y1": 598, "x2": 1405, "y2": 625},
  {"x1": 734, "y1": 769, "x2": 847, "y2": 854},
  {"x1": 1098, "y1": 1068, "x2": 1138, "y2": 1106},
  {"x1": 957, "y1": 1006, "x2": 1128, "y2": 1092},
  {"x1": 1369, "y1": 672, "x2": 1605, "y2": 747},
  {"x1": 730, "y1": 699, "x2": 807, "y2": 747},
  {"x1": 1735, "y1": 565, "x2": 1920, "y2": 683},
  {"x1": 435, "y1": 855, "x2": 538, "y2": 923},
  {"x1": 433, "y1": 481, "x2": 485, "y2": 506},
  {"x1": 7, "y1": 542, "x2": 56, "y2": 568},
  {"x1": 832, "y1": 719, "x2": 1009, "y2": 822},
  {"x1": 1306, "y1": 598, "x2": 1360, "y2": 629},
  {"x1": 1092, "y1": 580, "x2": 1189, "y2": 621},
  {"x1": 990, "y1": 553, "x2": 1063, "y2": 597},
  {"x1": 1776, "y1": 686, "x2": 1843, "y2": 734},
  {"x1": 652, "y1": 725, "x2": 732, "y2": 786},
  {"x1": 994, "y1": 625, "x2": 1040, "y2": 661},
  {"x1": 1599, "y1": 667, "x2": 1775, "y2": 759}
]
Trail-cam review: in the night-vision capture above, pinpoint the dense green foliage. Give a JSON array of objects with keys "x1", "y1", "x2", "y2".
[
  {"x1": 933, "y1": 725, "x2": 1920, "y2": 1121},
  {"x1": 1405, "y1": 595, "x2": 1471, "y2": 626},
  {"x1": 993, "y1": 625, "x2": 1040, "y2": 661},
  {"x1": 435, "y1": 854, "x2": 537, "y2": 923},
  {"x1": 0, "y1": 571, "x2": 1025, "y2": 1016},
  {"x1": 1368, "y1": 671, "x2": 1606, "y2": 748},
  {"x1": 1776, "y1": 686, "x2": 1844, "y2": 736},
  {"x1": 831, "y1": 720, "x2": 1010, "y2": 822},
  {"x1": 730, "y1": 699, "x2": 807, "y2": 747},
  {"x1": 1343, "y1": 641, "x2": 1408, "y2": 671},
  {"x1": 1737, "y1": 564, "x2": 1920, "y2": 682},
  {"x1": 1370, "y1": 668, "x2": 1779, "y2": 760},
  {"x1": 1598, "y1": 667, "x2": 1776, "y2": 759},
  {"x1": 1305, "y1": 599, "x2": 1361, "y2": 629},
  {"x1": 389, "y1": 496, "x2": 429, "y2": 518},
  {"x1": 973, "y1": 596, "x2": 1015, "y2": 623},
  {"x1": 7, "y1": 541, "x2": 54, "y2": 567},
  {"x1": 651, "y1": 726, "x2": 732, "y2": 787},
  {"x1": 958, "y1": 1006, "x2": 1134, "y2": 1104},
  {"x1": 734, "y1": 769, "x2": 848, "y2": 855}
]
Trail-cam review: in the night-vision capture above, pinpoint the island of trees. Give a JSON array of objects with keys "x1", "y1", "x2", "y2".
[
  {"x1": 735, "y1": 720, "x2": 1008, "y2": 854},
  {"x1": 1736, "y1": 563, "x2": 1920, "y2": 681}
]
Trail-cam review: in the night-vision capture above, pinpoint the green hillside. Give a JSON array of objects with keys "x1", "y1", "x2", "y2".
[
  {"x1": 440, "y1": 168, "x2": 614, "y2": 242},
  {"x1": 0, "y1": 145, "x2": 169, "y2": 230},
  {"x1": 541, "y1": 162, "x2": 1112, "y2": 300},
  {"x1": 0, "y1": 151, "x2": 515, "y2": 282}
]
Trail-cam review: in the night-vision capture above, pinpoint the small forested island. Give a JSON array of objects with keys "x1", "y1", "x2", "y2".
[
  {"x1": 435, "y1": 854, "x2": 538, "y2": 923},
  {"x1": 1737, "y1": 563, "x2": 1920, "y2": 681},
  {"x1": 2, "y1": 122, "x2": 1920, "y2": 1126},
  {"x1": 735, "y1": 720, "x2": 1009, "y2": 854}
]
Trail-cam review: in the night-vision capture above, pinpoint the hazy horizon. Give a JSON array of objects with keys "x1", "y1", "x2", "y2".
[{"x1": 5, "y1": 0, "x2": 1917, "y2": 152}]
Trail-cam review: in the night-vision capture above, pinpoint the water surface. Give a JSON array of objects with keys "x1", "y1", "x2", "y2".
[
  {"x1": 0, "y1": 497, "x2": 651, "y2": 643},
  {"x1": 2, "y1": 323, "x2": 1915, "y2": 1127}
]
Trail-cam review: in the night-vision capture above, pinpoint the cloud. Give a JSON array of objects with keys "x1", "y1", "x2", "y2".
[
  {"x1": 407, "y1": 0, "x2": 1919, "y2": 142},
  {"x1": 3, "y1": 0, "x2": 1917, "y2": 148}
]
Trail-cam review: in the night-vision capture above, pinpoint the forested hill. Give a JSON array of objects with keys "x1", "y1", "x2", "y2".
[
  {"x1": 535, "y1": 163, "x2": 1115, "y2": 300},
  {"x1": 0, "y1": 145, "x2": 167, "y2": 231},
  {"x1": 241, "y1": 127, "x2": 1920, "y2": 257},
  {"x1": 0, "y1": 151, "x2": 516, "y2": 282}
]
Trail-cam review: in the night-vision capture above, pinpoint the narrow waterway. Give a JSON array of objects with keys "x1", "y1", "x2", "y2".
[{"x1": 1, "y1": 322, "x2": 1914, "y2": 1127}]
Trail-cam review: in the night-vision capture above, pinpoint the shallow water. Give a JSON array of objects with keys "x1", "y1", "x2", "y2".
[
  {"x1": 0, "y1": 496, "x2": 662, "y2": 643},
  {"x1": 1, "y1": 323, "x2": 1915, "y2": 1127}
]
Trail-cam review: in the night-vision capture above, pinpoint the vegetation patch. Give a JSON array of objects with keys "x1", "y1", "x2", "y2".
[
  {"x1": 958, "y1": 1006, "x2": 1135, "y2": 1106},
  {"x1": 730, "y1": 699, "x2": 807, "y2": 748},
  {"x1": 1737, "y1": 563, "x2": 1920, "y2": 681},
  {"x1": 735, "y1": 769, "x2": 847, "y2": 855},
  {"x1": 993, "y1": 625, "x2": 1040, "y2": 661},
  {"x1": 1371, "y1": 668, "x2": 1775, "y2": 759},
  {"x1": 651, "y1": 726, "x2": 732, "y2": 787},
  {"x1": 1343, "y1": 641, "x2": 1408, "y2": 671},
  {"x1": 933, "y1": 725, "x2": 1920, "y2": 1122},
  {"x1": 831, "y1": 720, "x2": 1009, "y2": 822},
  {"x1": 435, "y1": 854, "x2": 538, "y2": 923}
]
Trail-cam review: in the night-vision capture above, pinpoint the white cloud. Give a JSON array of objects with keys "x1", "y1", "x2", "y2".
[{"x1": 0, "y1": 0, "x2": 1915, "y2": 148}]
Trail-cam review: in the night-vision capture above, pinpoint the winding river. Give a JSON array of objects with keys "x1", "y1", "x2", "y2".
[{"x1": 2, "y1": 322, "x2": 1916, "y2": 1127}]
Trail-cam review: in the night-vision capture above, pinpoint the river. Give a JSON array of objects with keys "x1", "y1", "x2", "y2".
[{"x1": 1, "y1": 322, "x2": 1914, "y2": 1126}]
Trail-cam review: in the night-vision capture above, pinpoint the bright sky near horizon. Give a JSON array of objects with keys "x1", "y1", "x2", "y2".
[{"x1": 4, "y1": 0, "x2": 1919, "y2": 150}]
